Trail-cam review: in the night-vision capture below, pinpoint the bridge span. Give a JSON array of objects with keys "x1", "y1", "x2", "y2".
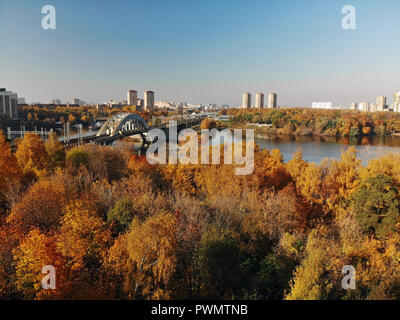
[{"x1": 61, "y1": 113, "x2": 208, "y2": 146}]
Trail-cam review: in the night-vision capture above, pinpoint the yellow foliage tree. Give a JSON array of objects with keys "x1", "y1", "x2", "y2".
[
  {"x1": 286, "y1": 151, "x2": 308, "y2": 182},
  {"x1": 321, "y1": 147, "x2": 361, "y2": 210},
  {"x1": 108, "y1": 213, "x2": 178, "y2": 299},
  {"x1": 45, "y1": 132, "x2": 66, "y2": 169},
  {"x1": 294, "y1": 163, "x2": 322, "y2": 205},
  {"x1": 359, "y1": 154, "x2": 400, "y2": 187},
  {"x1": 252, "y1": 148, "x2": 291, "y2": 191},
  {"x1": 286, "y1": 227, "x2": 339, "y2": 300},
  {"x1": 15, "y1": 133, "x2": 48, "y2": 177},
  {"x1": 57, "y1": 201, "x2": 111, "y2": 272}
]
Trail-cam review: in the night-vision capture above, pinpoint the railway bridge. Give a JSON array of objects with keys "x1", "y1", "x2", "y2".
[{"x1": 61, "y1": 113, "x2": 207, "y2": 146}]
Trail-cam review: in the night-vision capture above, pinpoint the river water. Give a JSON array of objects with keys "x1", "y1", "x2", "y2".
[
  {"x1": 105, "y1": 130, "x2": 400, "y2": 165},
  {"x1": 255, "y1": 134, "x2": 400, "y2": 164}
]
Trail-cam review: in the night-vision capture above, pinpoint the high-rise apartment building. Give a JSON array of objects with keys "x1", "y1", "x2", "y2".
[
  {"x1": 144, "y1": 90, "x2": 154, "y2": 111},
  {"x1": 255, "y1": 93, "x2": 264, "y2": 108},
  {"x1": 376, "y1": 96, "x2": 387, "y2": 112},
  {"x1": 394, "y1": 92, "x2": 400, "y2": 112},
  {"x1": 350, "y1": 103, "x2": 358, "y2": 110},
  {"x1": 268, "y1": 93, "x2": 277, "y2": 108},
  {"x1": 359, "y1": 102, "x2": 370, "y2": 112},
  {"x1": 0, "y1": 88, "x2": 18, "y2": 119},
  {"x1": 241, "y1": 93, "x2": 251, "y2": 109},
  {"x1": 127, "y1": 90, "x2": 138, "y2": 106},
  {"x1": 376, "y1": 96, "x2": 387, "y2": 106}
]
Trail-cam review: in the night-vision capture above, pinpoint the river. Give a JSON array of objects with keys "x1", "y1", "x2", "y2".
[
  {"x1": 103, "y1": 130, "x2": 400, "y2": 165},
  {"x1": 255, "y1": 134, "x2": 400, "y2": 163}
]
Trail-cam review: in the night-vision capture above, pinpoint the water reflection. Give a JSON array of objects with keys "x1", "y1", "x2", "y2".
[
  {"x1": 255, "y1": 134, "x2": 400, "y2": 164},
  {"x1": 117, "y1": 133, "x2": 400, "y2": 165}
]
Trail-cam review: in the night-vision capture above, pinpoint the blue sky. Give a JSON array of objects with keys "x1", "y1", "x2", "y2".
[{"x1": 0, "y1": 0, "x2": 399, "y2": 107}]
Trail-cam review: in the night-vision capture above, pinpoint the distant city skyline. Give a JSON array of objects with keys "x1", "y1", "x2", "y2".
[{"x1": 1, "y1": 0, "x2": 399, "y2": 106}]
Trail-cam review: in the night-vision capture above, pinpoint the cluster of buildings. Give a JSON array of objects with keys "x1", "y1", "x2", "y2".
[
  {"x1": 311, "y1": 102, "x2": 333, "y2": 109},
  {"x1": 0, "y1": 88, "x2": 19, "y2": 119},
  {"x1": 126, "y1": 90, "x2": 154, "y2": 111},
  {"x1": 241, "y1": 92, "x2": 277, "y2": 109},
  {"x1": 43, "y1": 89, "x2": 226, "y2": 112},
  {"x1": 350, "y1": 93, "x2": 400, "y2": 112},
  {"x1": 155, "y1": 102, "x2": 224, "y2": 111},
  {"x1": 6, "y1": 85, "x2": 400, "y2": 119},
  {"x1": 125, "y1": 90, "x2": 227, "y2": 112},
  {"x1": 94, "y1": 90, "x2": 155, "y2": 111}
]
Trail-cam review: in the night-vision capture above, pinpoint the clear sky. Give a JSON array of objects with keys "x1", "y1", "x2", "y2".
[{"x1": 0, "y1": 0, "x2": 399, "y2": 107}]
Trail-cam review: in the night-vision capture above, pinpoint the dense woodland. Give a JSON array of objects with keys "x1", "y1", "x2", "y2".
[
  {"x1": 221, "y1": 108, "x2": 400, "y2": 136},
  {"x1": 1, "y1": 127, "x2": 400, "y2": 300}
]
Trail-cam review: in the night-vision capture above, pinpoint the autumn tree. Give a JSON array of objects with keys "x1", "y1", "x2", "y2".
[
  {"x1": 13, "y1": 229, "x2": 69, "y2": 299},
  {"x1": 0, "y1": 223, "x2": 20, "y2": 299},
  {"x1": 359, "y1": 154, "x2": 400, "y2": 187},
  {"x1": 321, "y1": 147, "x2": 361, "y2": 210},
  {"x1": 0, "y1": 133, "x2": 22, "y2": 200},
  {"x1": 286, "y1": 227, "x2": 339, "y2": 300},
  {"x1": 67, "y1": 145, "x2": 127, "y2": 183},
  {"x1": 252, "y1": 148, "x2": 291, "y2": 191},
  {"x1": 15, "y1": 133, "x2": 48, "y2": 177},
  {"x1": 286, "y1": 151, "x2": 308, "y2": 182},
  {"x1": 107, "y1": 213, "x2": 178, "y2": 299},
  {"x1": 45, "y1": 132, "x2": 66, "y2": 169},
  {"x1": 57, "y1": 201, "x2": 111, "y2": 272},
  {"x1": 200, "y1": 118, "x2": 217, "y2": 130},
  {"x1": 56, "y1": 201, "x2": 112, "y2": 298},
  {"x1": 7, "y1": 178, "x2": 69, "y2": 233}
]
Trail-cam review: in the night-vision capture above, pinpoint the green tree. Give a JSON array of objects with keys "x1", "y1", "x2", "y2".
[
  {"x1": 195, "y1": 229, "x2": 244, "y2": 299},
  {"x1": 107, "y1": 197, "x2": 133, "y2": 235},
  {"x1": 349, "y1": 126, "x2": 360, "y2": 137},
  {"x1": 66, "y1": 147, "x2": 89, "y2": 169},
  {"x1": 350, "y1": 174, "x2": 400, "y2": 237}
]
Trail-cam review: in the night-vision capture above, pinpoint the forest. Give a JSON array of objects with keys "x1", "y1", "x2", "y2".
[
  {"x1": 1, "y1": 129, "x2": 400, "y2": 300},
  {"x1": 221, "y1": 108, "x2": 400, "y2": 137}
]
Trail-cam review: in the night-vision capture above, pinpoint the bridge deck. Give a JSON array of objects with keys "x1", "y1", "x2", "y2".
[{"x1": 60, "y1": 115, "x2": 208, "y2": 146}]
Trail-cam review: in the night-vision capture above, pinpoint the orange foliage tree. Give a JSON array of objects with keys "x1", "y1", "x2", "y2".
[
  {"x1": 13, "y1": 229, "x2": 69, "y2": 299},
  {"x1": 7, "y1": 178, "x2": 69, "y2": 233},
  {"x1": 0, "y1": 133, "x2": 22, "y2": 198}
]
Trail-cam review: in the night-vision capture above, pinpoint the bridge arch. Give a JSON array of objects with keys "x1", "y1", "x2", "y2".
[{"x1": 96, "y1": 113, "x2": 149, "y2": 137}]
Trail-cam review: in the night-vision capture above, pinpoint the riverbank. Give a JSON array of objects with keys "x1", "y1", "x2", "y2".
[
  {"x1": 220, "y1": 107, "x2": 400, "y2": 138},
  {"x1": 229, "y1": 122, "x2": 400, "y2": 138}
]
